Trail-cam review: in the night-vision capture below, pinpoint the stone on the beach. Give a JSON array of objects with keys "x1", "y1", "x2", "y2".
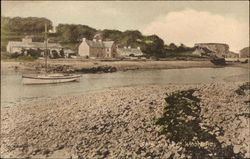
[{"x1": 1, "y1": 82, "x2": 249, "y2": 158}]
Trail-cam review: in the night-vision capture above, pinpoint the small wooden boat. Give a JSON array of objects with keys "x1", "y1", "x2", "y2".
[{"x1": 22, "y1": 74, "x2": 81, "y2": 85}]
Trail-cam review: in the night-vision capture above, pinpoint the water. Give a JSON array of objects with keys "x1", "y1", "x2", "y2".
[{"x1": 1, "y1": 67, "x2": 248, "y2": 107}]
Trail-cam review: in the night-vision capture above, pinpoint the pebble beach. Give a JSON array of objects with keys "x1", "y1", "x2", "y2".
[{"x1": 1, "y1": 82, "x2": 249, "y2": 158}]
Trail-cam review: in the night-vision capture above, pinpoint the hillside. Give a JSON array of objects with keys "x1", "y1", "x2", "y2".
[
  {"x1": 240, "y1": 47, "x2": 249, "y2": 58},
  {"x1": 1, "y1": 16, "x2": 193, "y2": 57},
  {"x1": 1, "y1": 17, "x2": 52, "y2": 52}
]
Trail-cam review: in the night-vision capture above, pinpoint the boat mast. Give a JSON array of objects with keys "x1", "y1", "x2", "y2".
[{"x1": 45, "y1": 24, "x2": 48, "y2": 73}]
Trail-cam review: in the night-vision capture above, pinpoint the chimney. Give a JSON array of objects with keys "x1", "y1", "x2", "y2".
[
  {"x1": 82, "y1": 38, "x2": 86, "y2": 42},
  {"x1": 137, "y1": 47, "x2": 141, "y2": 50}
]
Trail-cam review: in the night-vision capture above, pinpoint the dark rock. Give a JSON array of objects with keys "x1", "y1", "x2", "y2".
[
  {"x1": 210, "y1": 57, "x2": 226, "y2": 65},
  {"x1": 103, "y1": 150, "x2": 110, "y2": 157},
  {"x1": 42, "y1": 149, "x2": 50, "y2": 155}
]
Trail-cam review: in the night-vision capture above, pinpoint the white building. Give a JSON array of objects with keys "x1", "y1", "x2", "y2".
[
  {"x1": 7, "y1": 36, "x2": 62, "y2": 54},
  {"x1": 116, "y1": 46, "x2": 144, "y2": 57}
]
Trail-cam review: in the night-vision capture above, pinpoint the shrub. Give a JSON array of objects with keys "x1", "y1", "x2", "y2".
[
  {"x1": 59, "y1": 49, "x2": 65, "y2": 57},
  {"x1": 27, "y1": 49, "x2": 41, "y2": 57},
  {"x1": 10, "y1": 52, "x2": 21, "y2": 58},
  {"x1": 51, "y1": 50, "x2": 60, "y2": 59}
]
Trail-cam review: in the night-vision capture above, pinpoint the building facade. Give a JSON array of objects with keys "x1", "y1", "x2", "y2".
[
  {"x1": 78, "y1": 38, "x2": 116, "y2": 58},
  {"x1": 6, "y1": 36, "x2": 62, "y2": 56},
  {"x1": 116, "y1": 46, "x2": 144, "y2": 57}
]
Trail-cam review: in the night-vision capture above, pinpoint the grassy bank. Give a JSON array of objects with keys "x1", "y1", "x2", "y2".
[
  {"x1": 1, "y1": 58, "x2": 220, "y2": 74},
  {"x1": 1, "y1": 52, "x2": 37, "y2": 62}
]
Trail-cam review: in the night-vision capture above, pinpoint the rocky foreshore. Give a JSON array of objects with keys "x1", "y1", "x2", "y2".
[
  {"x1": 1, "y1": 82, "x2": 249, "y2": 158},
  {"x1": 1, "y1": 60, "x2": 227, "y2": 74},
  {"x1": 2, "y1": 59, "x2": 248, "y2": 75}
]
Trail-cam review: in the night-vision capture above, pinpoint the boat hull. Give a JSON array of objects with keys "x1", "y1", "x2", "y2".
[{"x1": 22, "y1": 74, "x2": 81, "y2": 85}]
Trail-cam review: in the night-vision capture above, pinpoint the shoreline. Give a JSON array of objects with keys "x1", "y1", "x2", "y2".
[
  {"x1": 1, "y1": 59, "x2": 248, "y2": 74},
  {"x1": 1, "y1": 82, "x2": 249, "y2": 158}
]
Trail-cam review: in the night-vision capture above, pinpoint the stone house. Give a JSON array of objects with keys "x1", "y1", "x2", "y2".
[
  {"x1": 192, "y1": 43, "x2": 238, "y2": 58},
  {"x1": 116, "y1": 46, "x2": 144, "y2": 57},
  {"x1": 6, "y1": 36, "x2": 62, "y2": 56},
  {"x1": 78, "y1": 38, "x2": 116, "y2": 58}
]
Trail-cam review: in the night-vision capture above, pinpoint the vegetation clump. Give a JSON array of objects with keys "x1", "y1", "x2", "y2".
[
  {"x1": 235, "y1": 82, "x2": 250, "y2": 95},
  {"x1": 154, "y1": 89, "x2": 208, "y2": 144},
  {"x1": 154, "y1": 89, "x2": 244, "y2": 158},
  {"x1": 1, "y1": 52, "x2": 37, "y2": 62}
]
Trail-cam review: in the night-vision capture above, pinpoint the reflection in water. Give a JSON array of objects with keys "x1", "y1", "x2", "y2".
[{"x1": 1, "y1": 67, "x2": 248, "y2": 107}]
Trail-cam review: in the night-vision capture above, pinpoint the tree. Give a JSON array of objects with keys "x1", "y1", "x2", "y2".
[
  {"x1": 1, "y1": 16, "x2": 53, "y2": 34},
  {"x1": 56, "y1": 24, "x2": 97, "y2": 42},
  {"x1": 168, "y1": 43, "x2": 178, "y2": 50},
  {"x1": 27, "y1": 49, "x2": 40, "y2": 57},
  {"x1": 141, "y1": 35, "x2": 165, "y2": 57}
]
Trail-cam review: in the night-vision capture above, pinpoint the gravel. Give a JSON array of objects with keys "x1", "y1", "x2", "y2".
[{"x1": 1, "y1": 82, "x2": 249, "y2": 158}]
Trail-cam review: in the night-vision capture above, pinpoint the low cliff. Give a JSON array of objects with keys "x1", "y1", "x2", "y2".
[
  {"x1": 192, "y1": 43, "x2": 230, "y2": 58},
  {"x1": 240, "y1": 47, "x2": 249, "y2": 58}
]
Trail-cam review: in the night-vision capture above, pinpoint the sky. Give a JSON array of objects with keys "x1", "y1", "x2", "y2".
[{"x1": 1, "y1": 1, "x2": 249, "y2": 52}]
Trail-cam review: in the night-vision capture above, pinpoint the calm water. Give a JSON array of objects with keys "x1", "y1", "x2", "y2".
[{"x1": 1, "y1": 67, "x2": 248, "y2": 107}]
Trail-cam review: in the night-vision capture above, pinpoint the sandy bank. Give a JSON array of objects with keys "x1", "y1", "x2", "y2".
[
  {"x1": 2, "y1": 59, "x2": 248, "y2": 74},
  {"x1": 1, "y1": 82, "x2": 249, "y2": 158}
]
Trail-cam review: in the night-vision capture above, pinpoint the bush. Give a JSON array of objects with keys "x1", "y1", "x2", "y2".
[
  {"x1": 16, "y1": 56, "x2": 37, "y2": 61},
  {"x1": 51, "y1": 50, "x2": 60, "y2": 59},
  {"x1": 59, "y1": 49, "x2": 65, "y2": 57},
  {"x1": 27, "y1": 49, "x2": 41, "y2": 57},
  {"x1": 10, "y1": 52, "x2": 21, "y2": 58},
  {"x1": 1, "y1": 51, "x2": 37, "y2": 61}
]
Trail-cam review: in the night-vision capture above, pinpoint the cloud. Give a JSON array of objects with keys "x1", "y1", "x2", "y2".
[{"x1": 143, "y1": 9, "x2": 249, "y2": 52}]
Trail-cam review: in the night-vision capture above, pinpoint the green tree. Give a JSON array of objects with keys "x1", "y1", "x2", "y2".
[
  {"x1": 56, "y1": 24, "x2": 96, "y2": 42},
  {"x1": 168, "y1": 43, "x2": 178, "y2": 50},
  {"x1": 1, "y1": 16, "x2": 52, "y2": 33},
  {"x1": 141, "y1": 35, "x2": 165, "y2": 57}
]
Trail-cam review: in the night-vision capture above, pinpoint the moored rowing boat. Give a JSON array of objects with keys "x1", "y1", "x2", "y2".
[{"x1": 22, "y1": 74, "x2": 81, "y2": 84}]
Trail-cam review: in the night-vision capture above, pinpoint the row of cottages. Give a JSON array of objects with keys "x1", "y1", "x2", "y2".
[
  {"x1": 7, "y1": 36, "x2": 145, "y2": 59},
  {"x1": 78, "y1": 38, "x2": 144, "y2": 58},
  {"x1": 117, "y1": 46, "x2": 143, "y2": 57},
  {"x1": 78, "y1": 38, "x2": 116, "y2": 58},
  {"x1": 7, "y1": 36, "x2": 62, "y2": 55}
]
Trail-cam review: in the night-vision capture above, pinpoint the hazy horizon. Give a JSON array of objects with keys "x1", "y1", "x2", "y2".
[{"x1": 1, "y1": 1, "x2": 249, "y2": 52}]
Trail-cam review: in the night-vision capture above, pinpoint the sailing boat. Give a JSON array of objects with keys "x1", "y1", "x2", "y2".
[{"x1": 22, "y1": 24, "x2": 81, "y2": 84}]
